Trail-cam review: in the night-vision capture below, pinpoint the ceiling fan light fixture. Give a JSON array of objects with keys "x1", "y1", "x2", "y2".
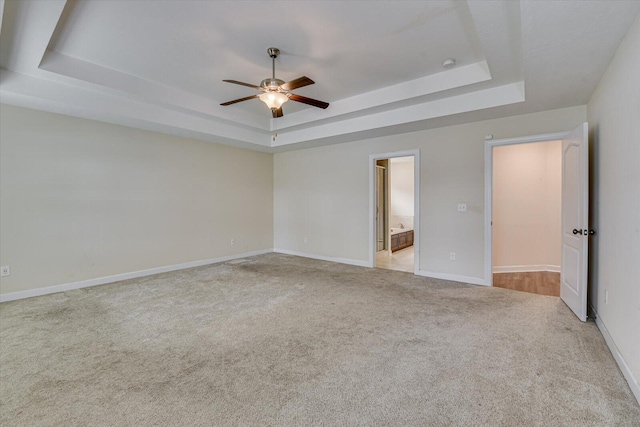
[{"x1": 259, "y1": 91, "x2": 289, "y2": 110}]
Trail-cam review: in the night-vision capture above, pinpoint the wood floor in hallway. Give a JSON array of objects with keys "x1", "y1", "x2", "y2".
[
  {"x1": 493, "y1": 271, "x2": 560, "y2": 297},
  {"x1": 375, "y1": 254, "x2": 559, "y2": 297}
]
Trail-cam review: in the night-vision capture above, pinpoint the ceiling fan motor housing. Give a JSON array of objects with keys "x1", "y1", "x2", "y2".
[{"x1": 260, "y1": 78, "x2": 286, "y2": 91}]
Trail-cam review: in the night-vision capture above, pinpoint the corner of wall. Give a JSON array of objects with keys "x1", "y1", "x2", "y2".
[{"x1": 585, "y1": 14, "x2": 640, "y2": 405}]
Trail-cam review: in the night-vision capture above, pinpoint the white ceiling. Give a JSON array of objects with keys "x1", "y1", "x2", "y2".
[{"x1": 1, "y1": 0, "x2": 638, "y2": 152}]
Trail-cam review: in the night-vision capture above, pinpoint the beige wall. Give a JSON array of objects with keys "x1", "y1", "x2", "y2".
[
  {"x1": 274, "y1": 105, "x2": 586, "y2": 280},
  {"x1": 390, "y1": 158, "x2": 414, "y2": 229},
  {"x1": 587, "y1": 16, "x2": 640, "y2": 397},
  {"x1": 493, "y1": 141, "x2": 561, "y2": 271},
  {"x1": 0, "y1": 105, "x2": 273, "y2": 295}
]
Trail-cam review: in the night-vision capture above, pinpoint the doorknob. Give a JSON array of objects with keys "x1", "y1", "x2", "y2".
[{"x1": 573, "y1": 229, "x2": 596, "y2": 236}]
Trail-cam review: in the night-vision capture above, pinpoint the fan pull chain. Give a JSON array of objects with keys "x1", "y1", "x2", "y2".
[{"x1": 273, "y1": 116, "x2": 278, "y2": 142}]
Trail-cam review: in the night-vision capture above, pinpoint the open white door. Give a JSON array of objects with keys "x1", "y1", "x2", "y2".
[{"x1": 561, "y1": 122, "x2": 589, "y2": 321}]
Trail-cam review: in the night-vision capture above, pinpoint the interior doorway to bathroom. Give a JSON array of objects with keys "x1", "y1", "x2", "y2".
[{"x1": 372, "y1": 154, "x2": 417, "y2": 273}]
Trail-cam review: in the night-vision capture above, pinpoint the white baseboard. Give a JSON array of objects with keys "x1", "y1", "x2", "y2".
[
  {"x1": 416, "y1": 270, "x2": 489, "y2": 286},
  {"x1": 594, "y1": 311, "x2": 640, "y2": 405},
  {"x1": 274, "y1": 250, "x2": 489, "y2": 288},
  {"x1": 273, "y1": 248, "x2": 370, "y2": 268},
  {"x1": 493, "y1": 264, "x2": 561, "y2": 273},
  {"x1": 0, "y1": 249, "x2": 273, "y2": 303}
]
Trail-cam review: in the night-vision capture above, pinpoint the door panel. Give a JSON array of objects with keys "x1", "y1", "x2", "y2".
[
  {"x1": 562, "y1": 245, "x2": 580, "y2": 293},
  {"x1": 561, "y1": 123, "x2": 589, "y2": 321}
]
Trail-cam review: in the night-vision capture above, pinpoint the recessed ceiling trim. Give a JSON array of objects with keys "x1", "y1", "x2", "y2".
[
  {"x1": 0, "y1": 0, "x2": 5, "y2": 35},
  {"x1": 0, "y1": 0, "x2": 66, "y2": 73},
  {"x1": 467, "y1": 0, "x2": 523, "y2": 82},
  {"x1": 0, "y1": 70, "x2": 271, "y2": 148},
  {"x1": 272, "y1": 82, "x2": 525, "y2": 147},
  {"x1": 271, "y1": 60, "x2": 492, "y2": 132},
  {"x1": 2, "y1": 0, "x2": 637, "y2": 153},
  {"x1": 39, "y1": 50, "x2": 269, "y2": 131},
  {"x1": 1, "y1": 89, "x2": 274, "y2": 153}
]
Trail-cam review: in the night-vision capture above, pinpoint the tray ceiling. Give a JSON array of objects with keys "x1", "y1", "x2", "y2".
[{"x1": 1, "y1": 0, "x2": 638, "y2": 152}]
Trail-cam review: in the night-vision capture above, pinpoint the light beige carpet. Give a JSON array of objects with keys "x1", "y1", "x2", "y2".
[{"x1": 1, "y1": 253, "x2": 638, "y2": 426}]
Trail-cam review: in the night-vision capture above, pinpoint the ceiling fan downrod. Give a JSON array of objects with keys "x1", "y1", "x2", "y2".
[
  {"x1": 261, "y1": 48, "x2": 285, "y2": 91},
  {"x1": 267, "y1": 47, "x2": 279, "y2": 79}
]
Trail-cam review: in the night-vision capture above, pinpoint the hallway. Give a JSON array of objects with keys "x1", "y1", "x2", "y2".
[{"x1": 493, "y1": 271, "x2": 560, "y2": 297}]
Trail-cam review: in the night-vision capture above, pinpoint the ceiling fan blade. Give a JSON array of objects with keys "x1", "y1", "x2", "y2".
[
  {"x1": 289, "y1": 93, "x2": 329, "y2": 109},
  {"x1": 281, "y1": 76, "x2": 315, "y2": 91},
  {"x1": 272, "y1": 107, "x2": 284, "y2": 118},
  {"x1": 220, "y1": 94, "x2": 259, "y2": 106},
  {"x1": 222, "y1": 79, "x2": 261, "y2": 89}
]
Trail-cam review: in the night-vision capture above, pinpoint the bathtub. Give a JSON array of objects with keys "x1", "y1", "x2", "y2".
[{"x1": 390, "y1": 227, "x2": 413, "y2": 235}]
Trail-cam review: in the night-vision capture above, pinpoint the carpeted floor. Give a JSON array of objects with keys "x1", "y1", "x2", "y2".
[{"x1": 1, "y1": 253, "x2": 638, "y2": 426}]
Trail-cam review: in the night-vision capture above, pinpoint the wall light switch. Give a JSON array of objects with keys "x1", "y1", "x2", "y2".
[
  {"x1": 1, "y1": 266, "x2": 9, "y2": 277},
  {"x1": 457, "y1": 203, "x2": 467, "y2": 212},
  {"x1": 230, "y1": 238, "x2": 235, "y2": 246},
  {"x1": 449, "y1": 252, "x2": 456, "y2": 261}
]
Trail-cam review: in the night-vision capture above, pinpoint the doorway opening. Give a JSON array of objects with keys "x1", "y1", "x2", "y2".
[
  {"x1": 491, "y1": 140, "x2": 562, "y2": 297},
  {"x1": 484, "y1": 124, "x2": 590, "y2": 322},
  {"x1": 370, "y1": 151, "x2": 419, "y2": 273}
]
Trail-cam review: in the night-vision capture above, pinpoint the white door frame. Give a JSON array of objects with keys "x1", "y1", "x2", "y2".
[
  {"x1": 484, "y1": 132, "x2": 569, "y2": 285},
  {"x1": 369, "y1": 149, "x2": 420, "y2": 274},
  {"x1": 375, "y1": 165, "x2": 388, "y2": 252}
]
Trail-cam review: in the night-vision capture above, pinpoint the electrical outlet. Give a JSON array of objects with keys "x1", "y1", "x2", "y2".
[
  {"x1": 449, "y1": 252, "x2": 456, "y2": 261},
  {"x1": 1, "y1": 266, "x2": 9, "y2": 277},
  {"x1": 230, "y1": 238, "x2": 235, "y2": 246},
  {"x1": 457, "y1": 203, "x2": 467, "y2": 212}
]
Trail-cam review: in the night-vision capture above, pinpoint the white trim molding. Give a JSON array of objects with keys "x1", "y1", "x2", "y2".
[
  {"x1": 416, "y1": 270, "x2": 489, "y2": 286},
  {"x1": 493, "y1": 265, "x2": 561, "y2": 273},
  {"x1": 595, "y1": 313, "x2": 640, "y2": 405},
  {"x1": 0, "y1": 249, "x2": 273, "y2": 303},
  {"x1": 484, "y1": 131, "x2": 570, "y2": 286},
  {"x1": 273, "y1": 248, "x2": 370, "y2": 268}
]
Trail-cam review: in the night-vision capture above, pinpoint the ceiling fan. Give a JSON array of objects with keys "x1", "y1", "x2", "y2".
[{"x1": 220, "y1": 47, "x2": 329, "y2": 118}]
